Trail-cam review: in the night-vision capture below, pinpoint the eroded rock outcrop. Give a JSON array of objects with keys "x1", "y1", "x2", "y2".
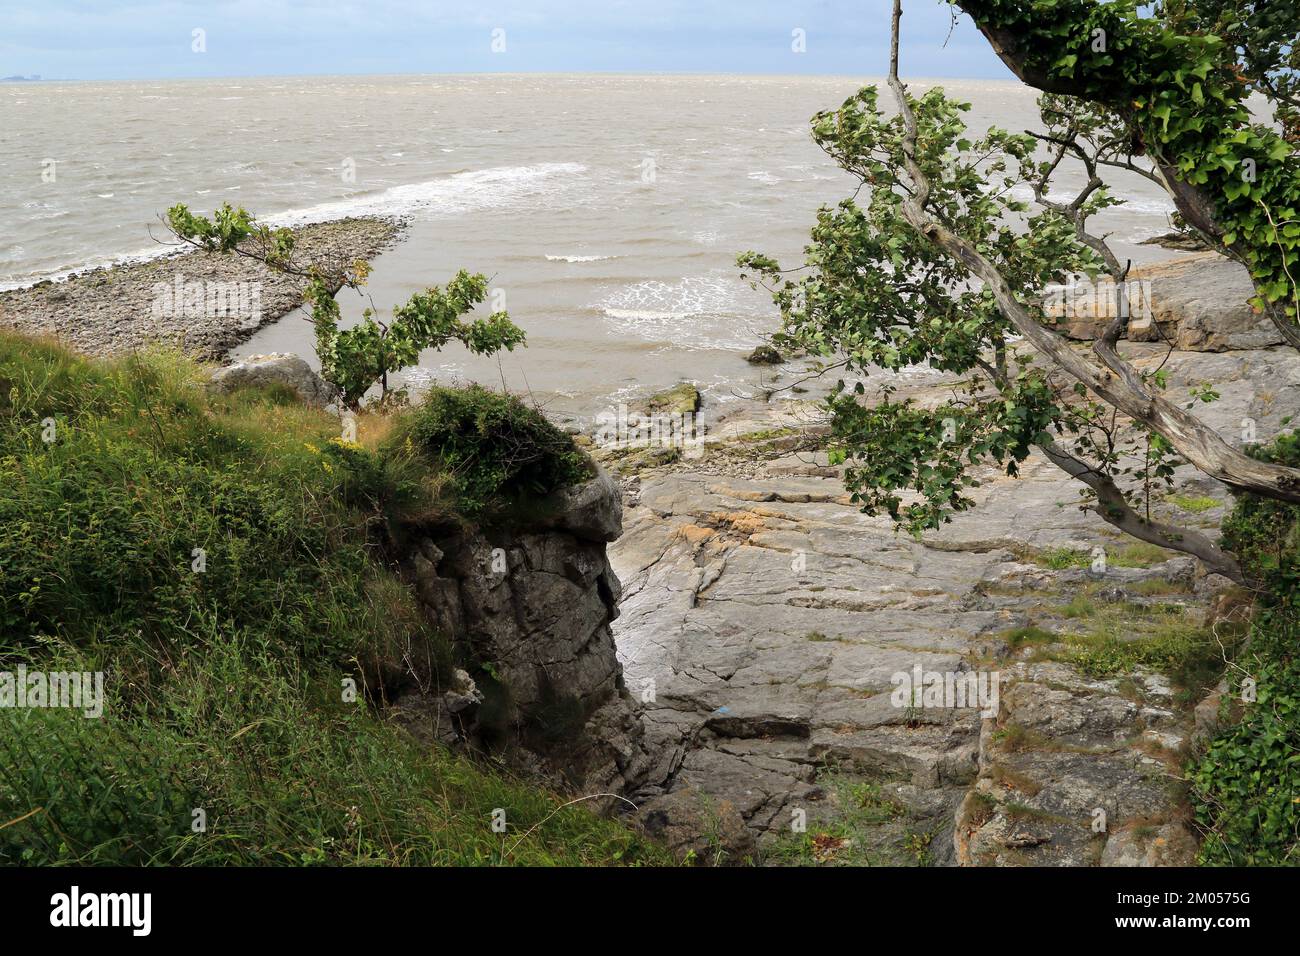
[
  {"x1": 390, "y1": 470, "x2": 656, "y2": 800},
  {"x1": 954, "y1": 662, "x2": 1197, "y2": 867},
  {"x1": 603, "y1": 344, "x2": 1297, "y2": 865}
]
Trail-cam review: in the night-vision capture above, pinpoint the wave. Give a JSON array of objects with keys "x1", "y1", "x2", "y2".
[
  {"x1": 266, "y1": 162, "x2": 588, "y2": 225},
  {"x1": 0, "y1": 243, "x2": 187, "y2": 292},
  {"x1": 1009, "y1": 184, "x2": 1175, "y2": 215},
  {"x1": 0, "y1": 163, "x2": 589, "y2": 291},
  {"x1": 598, "y1": 273, "x2": 764, "y2": 350},
  {"x1": 545, "y1": 253, "x2": 618, "y2": 262}
]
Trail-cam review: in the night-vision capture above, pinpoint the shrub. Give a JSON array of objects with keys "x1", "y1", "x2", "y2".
[
  {"x1": 1191, "y1": 433, "x2": 1300, "y2": 864},
  {"x1": 392, "y1": 385, "x2": 592, "y2": 518},
  {"x1": 165, "y1": 203, "x2": 526, "y2": 410},
  {"x1": 1190, "y1": 609, "x2": 1300, "y2": 866},
  {"x1": 1221, "y1": 432, "x2": 1300, "y2": 605},
  {"x1": 0, "y1": 334, "x2": 662, "y2": 866}
]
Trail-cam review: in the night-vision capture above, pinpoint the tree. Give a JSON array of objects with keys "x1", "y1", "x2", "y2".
[
  {"x1": 739, "y1": 0, "x2": 1300, "y2": 586},
  {"x1": 957, "y1": 0, "x2": 1300, "y2": 347},
  {"x1": 165, "y1": 203, "x2": 525, "y2": 410}
]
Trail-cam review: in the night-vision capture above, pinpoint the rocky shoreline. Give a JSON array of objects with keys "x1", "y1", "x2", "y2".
[
  {"x1": 3, "y1": 225, "x2": 1284, "y2": 866},
  {"x1": 593, "y1": 332, "x2": 1297, "y2": 865},
  {"x1": 0, "y1": 216, "x2": 403, "y2": 360}
]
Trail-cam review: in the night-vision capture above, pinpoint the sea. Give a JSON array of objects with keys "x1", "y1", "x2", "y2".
[{"x1": 1, "y1": 73, "x2": 1181, "y2": 418}]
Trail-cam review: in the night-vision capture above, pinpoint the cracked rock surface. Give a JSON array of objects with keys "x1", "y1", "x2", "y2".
[{"x1": 607, "y1": 345, "x2": 1296, "y2": 865}]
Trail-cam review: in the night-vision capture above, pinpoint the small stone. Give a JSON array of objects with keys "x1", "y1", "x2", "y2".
[{"x1": 443, "y1": 669, "x2": 483, "y2": 714}]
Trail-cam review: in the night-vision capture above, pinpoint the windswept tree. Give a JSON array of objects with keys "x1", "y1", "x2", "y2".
[
  {"x1": 739, "y1": 0, "x2": 1300, "y2": 587},
  {"x1": 165, "y1": 203, "x2": 525, "y2": 410}
]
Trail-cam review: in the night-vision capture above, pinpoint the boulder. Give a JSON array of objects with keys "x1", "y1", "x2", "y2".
[
  {"x1": 641, "y1": 382, "x2": 701, "y2": 416},
  {"x1": 635, "y1": 788, "x2": 757, "y2": 865},
  {"x1": 208, "y1": 353, "x2": 338, "y2": 406},
  {"x1": 745, "y1": 344, "x2": 783, "y2": 365},
  {"x1": 538, "y1": 469, "x2": 624, "y2": 543},
  {"x1": 1101, "y1": 823, "x2": 1199, "y2": 867},
  {"x1": 398, "y1": 505, "x2": 651, "y2": 797},
  {"x1": 1044, "y1": 253, "x2": 1283, "y2": 351},
  {"x1": 1138, "y1": 253, "x2": 1282, "y2": 350},
  {"x1": 1192, "y1": 679, "x2": 1229, "y2": 746},
  {"x1": 1138, "y1": 231, "x2": 1214, "y2": 252}
]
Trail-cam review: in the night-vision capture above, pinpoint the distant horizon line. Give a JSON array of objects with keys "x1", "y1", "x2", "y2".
[{"x1": 3, "y1": 68, "x2": 1014, "y2": 85}]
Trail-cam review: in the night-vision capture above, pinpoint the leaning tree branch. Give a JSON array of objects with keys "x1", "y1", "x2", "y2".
[
  {"x1": 887, "y1": 0, "x2": 1300, "y2": 505},
  {"x1": 1037, "y1": 438, "x2": 1246, "y2": 584},
  {"x1": 954, "y1": 0, "x2": 1300, "y2": 351},
  {"x1": 974, "y1": 342, "x2": 1245, "y2": 582}
]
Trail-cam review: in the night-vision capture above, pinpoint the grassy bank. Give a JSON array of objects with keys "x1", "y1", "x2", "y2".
[{"x1": 0, "y1": 333, "x2": 667, "y2": 866}]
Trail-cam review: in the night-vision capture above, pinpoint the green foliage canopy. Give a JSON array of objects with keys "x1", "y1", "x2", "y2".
[
  {"x1": 956, "y1": 0, "x2": 1300, "y2": 325},
  {"x1": 740, "y1": 87, "x2": 1106, "y2": 533}
]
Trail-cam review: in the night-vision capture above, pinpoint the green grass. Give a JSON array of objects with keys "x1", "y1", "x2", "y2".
[
  {"x1": 0, "y1": 632, "x2": 665, "y2": 866},
  {"x1": 1024, "y1": 541, "x2": 1178, "y2": 571},
  {"x1": 1167, "y1": 493, "x2": 1221, "y2": 514},
  {"x1": 996, "y1": 625, "x2": 1057, "y2": 649},
  {"x1": 1061, "y1": 594, "x2": 1097, "y2": 619},
  {"x1": 1108, "y1": 541, "x2": 1180, "y2": 568},
  {"x1": 1040, "y1": 607, "x2": 1243, "y2": 705},
  {"x1": 1128, "y1": 577, "x2": 1195, "y2": 596},
  {"x1": 1028, "y1": 547, "x2": 1092, "y2": 570},
  {"x1": 0, "y1": 334, "x2": 666, "y2": 866},
  {"x1": 762, "y1": 773, "x2": 929, "y2": 866}
]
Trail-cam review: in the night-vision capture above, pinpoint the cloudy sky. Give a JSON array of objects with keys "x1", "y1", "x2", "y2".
[{"x1": 1, "y1": 1, "x2": 1010, "y2": 80}]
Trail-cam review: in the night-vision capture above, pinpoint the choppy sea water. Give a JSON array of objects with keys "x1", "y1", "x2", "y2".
[{"x1": 2, "y1": 74, "x2": 1180, "y2": 416}]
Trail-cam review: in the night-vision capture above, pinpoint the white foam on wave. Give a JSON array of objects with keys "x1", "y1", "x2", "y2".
[
  {"x1": 398, "y1": 363, "x2": 466, "y2": 390},
  {"x1": 1, "y1": 163, "x2": 588, "y2": 291},
  {"x1": 599, "y1": 273, "x2": 761, "y2": 350},
  {"x1": 545, "y1": 253, "x2": 617, "y2": 263},
  {"x1": 1009, "y1": 184, "x2": 1175, "y2": 215},
  {"x1": 266, "y1": 162, "x2": 588, "y2": 226}
]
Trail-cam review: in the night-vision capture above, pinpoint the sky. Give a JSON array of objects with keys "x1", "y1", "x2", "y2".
[{"x1": 0, "y1": 0, "x2": 1012, "y2": 81}]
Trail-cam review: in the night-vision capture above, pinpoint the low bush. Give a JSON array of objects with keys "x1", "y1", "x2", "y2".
[
  {"x1": 1191, "y1": 432, "x2": 1300, "y2": 865},
  {"x1": 1190, "y1": 608, "x2": 1300, "y2": 865},
  {"x1": 1221, "y1": 431, "x2": 1300, "y2": 608},
  {"x1": 392, "y1": 384, "x2": 592, "y2": 518}
]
